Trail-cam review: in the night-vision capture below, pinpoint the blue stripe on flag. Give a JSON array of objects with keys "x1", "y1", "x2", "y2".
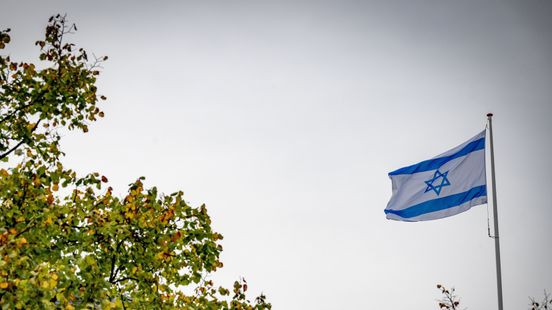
[
  {"x1": 388, "y1": 137, "x2": 485, "y2": 176},
  {"x1": 384, "y1": 185, "x2": 487, "y2": 219}
]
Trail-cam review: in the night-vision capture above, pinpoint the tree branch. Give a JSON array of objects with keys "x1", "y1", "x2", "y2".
[
  {"x1": 109, "y1": 236, "x2": 128, "y2": 283},
  {"x1": 0, "y1": 119, "x2": 41, "y2": 160},
  {"x1": 0, "y1": 101, "x2": 34, "y2": 125},
  {"x1": 108, "y1": 247, "x2": 117, "y2": 283},
  {"x1": 113, "y1": 277, "x2": 139, "y2": 284},
  {"x1": 15, "y1": 217, "x2": 36, "y2": 238}
]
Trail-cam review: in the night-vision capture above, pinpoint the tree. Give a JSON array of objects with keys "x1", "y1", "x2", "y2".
[
  {"x1": 529, "y1": 291, "x2": 551, "y2": 310},
  {"x1": 436, "y1": 284, "x2": 463, "y2": 310},
  {"x1": 0, "y1": 15, "x2": 270, "y2": 309},
  {"x1": 436, "y1": 284, "x2": 552, "y2": 310}
]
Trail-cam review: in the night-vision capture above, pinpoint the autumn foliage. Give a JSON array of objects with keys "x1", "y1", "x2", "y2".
[{"x1": 0, "y1": 15, "x2": 270, "y2": 309}]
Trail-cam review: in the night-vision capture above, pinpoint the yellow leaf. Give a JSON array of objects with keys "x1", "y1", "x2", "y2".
[
  {"x1": 52, "y1": 183, "x2": 59, "y2": 191},
  {"x1": 124, "y1": 211, "x2": 134, "y2": 220},
  {"x1": 48, "y1": 278, "x2": 58, "y2": 288},
  {"x1": 18, "y1": 237, "x2": 27, "y2": 247},
  {"x1": 0, "y1": 282, "x2": 8, "y2": 289}
]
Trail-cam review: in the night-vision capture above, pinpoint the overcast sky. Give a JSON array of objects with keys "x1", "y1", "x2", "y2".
[{"x1": 2, "y1": 0, "x2": 552, "y2": 308}]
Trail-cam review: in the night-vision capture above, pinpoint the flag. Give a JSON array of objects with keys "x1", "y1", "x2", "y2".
[{"x1": 385, "y1": 130, "x2": 487, "y2": 221}]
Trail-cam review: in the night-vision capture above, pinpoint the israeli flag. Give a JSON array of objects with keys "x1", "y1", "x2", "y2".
[{"x1": 385, "y1": 130, "x2": 487, "y2": 221}]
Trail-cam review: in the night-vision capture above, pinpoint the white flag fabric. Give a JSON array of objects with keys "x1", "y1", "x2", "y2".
[{"x1": 385, "y1": 130, "x2": 487, "y2": 221}]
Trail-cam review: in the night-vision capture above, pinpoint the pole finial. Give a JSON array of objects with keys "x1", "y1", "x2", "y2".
[{"x1": 487, "y1": 113, "x2": 494, "y2": 117}]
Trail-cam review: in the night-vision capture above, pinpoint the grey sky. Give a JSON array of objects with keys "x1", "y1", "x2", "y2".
[{"x1": 2, "y1": 0, "x2": 552, "y2": 308}]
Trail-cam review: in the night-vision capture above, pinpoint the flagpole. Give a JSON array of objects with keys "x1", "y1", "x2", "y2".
[{"x1": 487, "y1": 113, "x2": 504, "y2": 310}]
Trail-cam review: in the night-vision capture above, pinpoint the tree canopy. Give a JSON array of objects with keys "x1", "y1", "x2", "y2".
[{"x1": 0, "y1": 15, "x2": 270, "y2": 309}]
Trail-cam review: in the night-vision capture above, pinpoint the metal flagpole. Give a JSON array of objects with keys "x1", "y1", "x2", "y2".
[{"x1": 487, "y1": 113, "x2": 504, "y2": 310}]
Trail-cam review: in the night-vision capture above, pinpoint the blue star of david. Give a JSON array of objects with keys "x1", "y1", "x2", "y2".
[{"x1": 424, "y1": 169, "x2": 451, "y2": 196}]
